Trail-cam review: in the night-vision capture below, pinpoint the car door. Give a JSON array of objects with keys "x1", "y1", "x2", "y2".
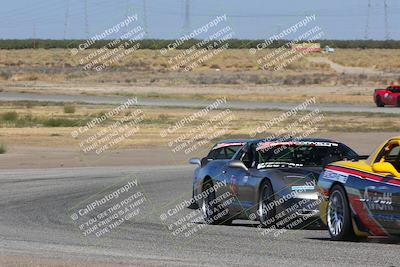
[
  {"x1": 221, "y1": 144, "x2": 256, "y2": 216},
  {"x1": 366, "y1": 143, "x2": 400, "y2": 234},
  {"x1": 383, "y1": 88, "x2": 396, "y2": 105},
  {"x1": 360, "y1": 183, "x2": 400, "y2": 235}
]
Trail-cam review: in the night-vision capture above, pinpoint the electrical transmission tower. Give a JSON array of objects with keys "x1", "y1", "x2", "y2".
[
  {"x1": 143, "y1": 0, "x2": 148, "y2": 34},
  {"x1": 183, "y1": 0, "x2": 191, "y2": 34},
  {"x1": 384, "y1": 0, "x2": 390, "y2": 40},
  {"x1": 364, "y1": 0, "x2": 371, "y2": 39},
  {"x1": 63, "y1": 0, "x2": 70, "y2": 39},
  {"x1": 32, "y1": 23, "x2": 36, "y2": 49},
  {"x1": 84, "y1": 0, "x2": 89, "y2": 38}
]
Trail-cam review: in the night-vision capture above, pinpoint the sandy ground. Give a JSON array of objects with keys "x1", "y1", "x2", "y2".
[
  {"x1": 0, "y1": 254, "x2": 133, "y2": 267},
  {"x1": 0, "y1": 132, "x2": 397, "y2": 169},
  {"x1": 308, "y1": 57, "x2": 385, "y2": 75}
]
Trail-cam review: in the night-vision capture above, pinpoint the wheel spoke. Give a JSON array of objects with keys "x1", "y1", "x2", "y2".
[{"x1": 328, "y1": 190, "x2": 347, "y2": 238}]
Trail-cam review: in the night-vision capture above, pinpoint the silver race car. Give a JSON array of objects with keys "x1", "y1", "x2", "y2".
[{"x1": 189, "y1": 138, "x2": 360, "y2": 226}]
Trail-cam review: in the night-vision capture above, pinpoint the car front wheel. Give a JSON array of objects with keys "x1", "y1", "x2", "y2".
[
  {"x1": 327, "y1": 185, "x2": 355, "y2": 241},
  {"x1": 376, "y1": 96, "x2": 384, "y2": 107}
]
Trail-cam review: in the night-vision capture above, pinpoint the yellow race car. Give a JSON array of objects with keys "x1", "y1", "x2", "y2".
[{"x1": 318, "y1": 137, "x2": 400, "y2": 240}]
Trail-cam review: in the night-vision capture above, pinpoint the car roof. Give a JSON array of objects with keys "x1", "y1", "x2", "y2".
[
  {"x1": 211, "y1": 139, "x2": 247, "y2": 150},
  {"x1": 249, "y1": 137, "x2": 338, "y2": 144},
  {"x1": 215, "y1": 139, "x2": 248, "y2": 144}
]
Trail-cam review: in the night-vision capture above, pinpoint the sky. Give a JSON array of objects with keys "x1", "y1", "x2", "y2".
[{"x1": 0, "y1": 0, "x2": 399, "y2": 40}]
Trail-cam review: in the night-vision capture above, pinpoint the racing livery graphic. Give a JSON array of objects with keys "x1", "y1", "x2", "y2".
[
  {"x1": 318, "y1": 137, "x2": 400, "y2": 240},
  {"x1": 189, "y1": 138, "x2": 359, "y2": 226}
]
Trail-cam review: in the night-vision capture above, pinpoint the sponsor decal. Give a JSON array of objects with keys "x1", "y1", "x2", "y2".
[
  {"x1": 360, "y1": 186, "x2": 393, "y2": 211},
  {"x1": 257, "y1": 162, "x2": 303, "y2": 169},
  {"x1": 370, "y1": 214, "x2": 400, "y2": 221},
  {"x1": 322, "y1": 169, "x2": 353, "y2": 183},
  {"x1": 326, "y1": 165, "x2": 400, "y2": 187},
  {"x1": 256, "y1": 141, "x2": 338, "y2": 151},
  {"x1": 291, "y1": 185, "x2": 315, "y2": 191}
]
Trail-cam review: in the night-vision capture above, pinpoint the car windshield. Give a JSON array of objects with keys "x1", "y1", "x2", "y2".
[{"x1": 256, "y1": 142, "x2": 343, "y2": 168}]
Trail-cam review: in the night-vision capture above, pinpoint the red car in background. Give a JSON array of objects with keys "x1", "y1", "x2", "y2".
[{"x1": 374, "y1": 85, "x2": 400, "y2": 107}]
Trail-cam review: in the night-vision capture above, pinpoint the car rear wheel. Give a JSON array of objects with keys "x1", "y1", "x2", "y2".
[
  {"x1": 375, "y1": 96, "x2": 384, "y2": 107},
  {"x1": 201, "y1": 180, "x2": 231, "y2": 225},
  {"x1": 397, "y1": 97, "x2": 400, "y2": 107},
  {"x1": 258, "y1": 180, "x2": 276, "y2": 227},
  {"x1": 327, "y1": 185, "x2": 355, "y2": 241}
]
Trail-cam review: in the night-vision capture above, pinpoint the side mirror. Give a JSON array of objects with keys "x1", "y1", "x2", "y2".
[
  {"x1": 372, "y1": 162, "x2": 400, "y2": 177},
  {"x1": 228, "y1": 160, "x2": 249, "y2": 172},
  {"x1": 189, "y1": 158, "x2": 201, "y2": 166}
]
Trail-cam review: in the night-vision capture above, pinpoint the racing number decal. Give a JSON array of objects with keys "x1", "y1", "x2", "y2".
[
  {"x1": 384, "y1": 92, "x2": 391, "y2": 100},
  {"x1": 229, "y1": 175, "x2": 238, "y2": 195}
]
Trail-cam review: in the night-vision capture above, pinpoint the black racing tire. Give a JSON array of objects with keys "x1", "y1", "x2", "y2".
[
  {"x1": 375, "y1": 96, "x2": 384, "y2": 107},
  {"x1": 327, "y1": 185, "x2": 355, "y2": 241},
  {"x1": 258, "y1": 180, "x2": 276, "y2": 228},
  {"x1": 397, "y1": 97, "x2": 400, "y2": 107},
  {"x1": 201, "y1": 180, "x2": 231, "y2": 225}
]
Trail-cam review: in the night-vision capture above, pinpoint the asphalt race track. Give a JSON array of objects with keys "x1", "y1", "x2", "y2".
[
  {"x1": 0, "y1": 165, "x2": 399, "y2": 267},
  {"x1": 1, "y1": 92, "x2": 400, "y2": 114}
]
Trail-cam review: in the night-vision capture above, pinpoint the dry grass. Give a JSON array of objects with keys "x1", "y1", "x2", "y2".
[
  {"x1": 0, "y1": 48, "x2": 397, "y2": 85},
  {"x1": 2, "y1": 49, "x2": 399, "y2": 73},
  {"x1": 0, "y1": 49, "x2": 326, "y2": 71},
  {"x1": 0, "y1": 49, "x2": 399, "y2": 103},
  {"x1": 327, "y1": 49, "x2": 400, "y2": 71},
  {"x1": 0, "y1": 102, "x2": 399, "y2": 149}
]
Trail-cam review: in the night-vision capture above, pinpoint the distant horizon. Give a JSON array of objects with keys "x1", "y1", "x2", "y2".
[
  {"x1": 1, "y1": 38, "x2": 400, "y2": 41},
  {"x1": 0, "y1": 0, "x2": 399, "y2": 40}
]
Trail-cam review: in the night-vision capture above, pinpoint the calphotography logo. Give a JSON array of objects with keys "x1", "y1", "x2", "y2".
[{"x1": 69, "y1": 177, "x2": 148, "y2": 238}]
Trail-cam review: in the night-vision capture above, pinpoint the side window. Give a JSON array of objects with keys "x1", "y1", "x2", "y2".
[
  {"x1": 225, "y1": 146, "x2": 240, "y2": 159},
  {"x1": 385, "y1": 145, "x2": 400, "y2": 172},
  {"x1": 234, "y1": 146, "x2": 247, "y2": 161},
  {"x1": 212, "y1": 148, "x2": 227, "y2": 160},
  {"x1": 320, "y1": 147, "x2": 344, "y2": 166},
  {"x1": 387, "y1": 146, "x2": 400, "y2": 161},
  {"x1": 375, "y1": 142, "x2": 399, "y2": 162},
  {"x1": 242, "y1": 146, "x2": 255, "y2": 168},
  {"x1": 375, "y1": 141, "x2": 400, "y2": 171}
]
